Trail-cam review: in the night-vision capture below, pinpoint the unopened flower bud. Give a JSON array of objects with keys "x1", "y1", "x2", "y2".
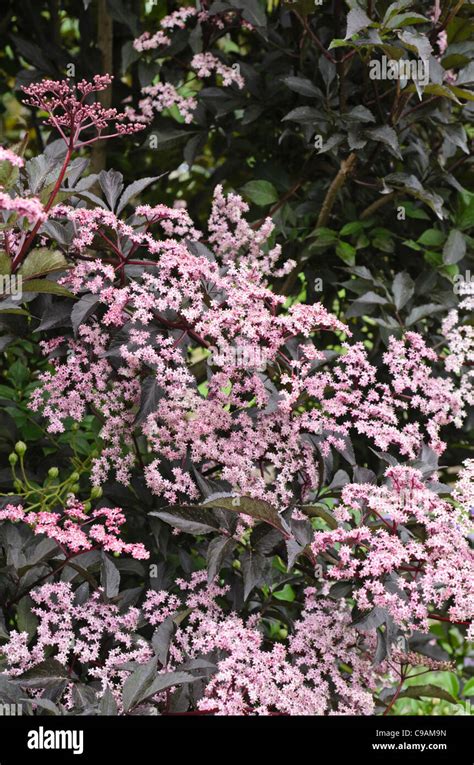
[{"x1": 14, "y1": 441, "x2": 27, "y2": 457}]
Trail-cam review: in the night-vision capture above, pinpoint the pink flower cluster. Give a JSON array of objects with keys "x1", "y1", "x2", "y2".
[
  {"x1": 442, "y1": 280, "x2": 474, "y2": 426},
  {"x1": 130, "y1": 6, "x2": 245, "y2": 125},
  {"x1": 0, "y1": 499, "x2": 148, "y2": 559},
  {"x1": 29, "y1": 190, "x2": 463, "y2": 506},
  {"x1": 311, "y1": 463, "x2": 474, "y2": 638},
  {"x1": 133, "y1": 7, "x2": 198, "y2": 51},
  {"x1": 22, "y1": 75, "x2": 144, "y2": 147},
  {"x1": 0, "y1": 191, "x2": 46, "y2": 224},
  {"x1": 0, "y1": 146, "x2": 24, "y2": 167},
  {"x1": 1, "y1": 574, "x2": 381, "y2": 715},
  {"x1": 191, "y1": 53, "x2": 244, "y2": 88}
]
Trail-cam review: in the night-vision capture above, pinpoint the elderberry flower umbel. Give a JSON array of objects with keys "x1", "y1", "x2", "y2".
[{"x1": 22, "y1": 75, "x2": 144, "y2": 148}]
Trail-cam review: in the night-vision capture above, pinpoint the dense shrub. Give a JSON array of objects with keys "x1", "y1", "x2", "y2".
[{"x1": 0, "y1": 0, "x2": 472, "y2": 716}]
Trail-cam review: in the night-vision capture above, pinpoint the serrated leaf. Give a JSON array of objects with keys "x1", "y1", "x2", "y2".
[
  {"x1": 98, "y1": 686, "x2": 118, "y2": 715},
  {"x1": 405, "y1": 303, "x2": 444, "y2": 325},
  {"x1": 392, "y1": 272, "x2": 414, "y2": 310},
  {"x1": 366, "y1": 125, "x2": 402, "y2": 159},
  {"x1": 101, "y1": 552, "x2": 120, "y2": 598},
  {"x1": 117, "y1": 176, "x2": 161, "y2": 215},
  {"x1": 241, "y1": 549, "x2": 268, "y2": 600},
  {"x1": 16, "y1": 659, "x2": 69, "y2": 688},
  {"x1": 71, "y1": 293, "x2": 100, "y2": 334},
  {"x1": 345, "y1": 7, "x2": 372, "y2": 39},
  {"x1": 202, "y1": 495, "x2": 290, "y2": 536},
  {"x1": 99, "y1": 169, "x2": 124, "y2": 211},
  {"x1": 134, "y1": 377, "x2": 165, "y2": 427},
  {"x1": 150, "y1": 507, "x2": 219, "y2": 535},
  {"x1": 152, "y1": 617, "x2": 176, "y2": 666},
  {"x1": 283, "y1": 76, "x2": 321, "y2": 98},
  {"x1": 122, "y1": 656, "x2": 158, "y2": 712},
  {"x1": 206, "y1": 535, "x2": 236, "y2": 582},
  {"x1": 138, "y1": 671, "x2": 198, "y2": 704}
]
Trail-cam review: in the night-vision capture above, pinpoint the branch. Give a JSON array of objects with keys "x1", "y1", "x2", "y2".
[
  {"x1": 316, "y1": 152, "x2": 357, "y2": 228},
  {"x1": 360, "y1": 190, "x2": 399, "y2": 220}
]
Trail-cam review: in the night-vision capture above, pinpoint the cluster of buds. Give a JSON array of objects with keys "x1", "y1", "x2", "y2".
[{"x1": 22, "y1": 75, "x2": 144, "y2": 148}]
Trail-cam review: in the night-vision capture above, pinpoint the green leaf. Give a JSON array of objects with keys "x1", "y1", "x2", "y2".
[
  {"x1": 462, "y1": 678, "x2": 474, "y2": 697},
  {"x1": 241, "y1": 180, "x2": 278, "y2": 206},
  {"x1": 301, "y1": 504, "x2": 338, "y2": 529},
  {"x1": 273, "y1": 583, "x2": 296, "y2": 602},
  {"x1": 448, "y1": 86, "x2": 474, "y2": 102},
  {"x1": 417, "y1": 229, "x2": 445, "y2": 247},
  {"x1": 405, "y1": 83, "x2": 460, "y2": 104},
  {"x1": 0, "y1": 252, "x2": 12, "y2": 275},
  {"x1": 340, "y1": 221, "x2": 364, "y2": 236},
  {"x1": 0, "y1": 160, "x2": 20, "y2": 190},
  {"x1": 443, "y1": 229, "x2": 466, "y2": 265},
  {"x1": 335, "y1": 241, "x2": 356, "y2": 265},
  {"x1": 386, "y1": 12, "x2": 427, "y2": 29},
  {"x1": 21, "y1": 279, "x2": 74, "y2": 297},
  {"x1": 309, "y1": 228, "x2": 339, "y2": 248},
  {"x1": 443, "y1": 671, "x2": 460, "y2": 699},
  {"x1": 16, "y1": 595, "x2": 38, "y2": 642},
  {"x1": 19, "y1": 248, "x2": 68, "y2": 279},
  {"x1": 396, "y1": 684, "x2": 458, "y2": 705}
]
